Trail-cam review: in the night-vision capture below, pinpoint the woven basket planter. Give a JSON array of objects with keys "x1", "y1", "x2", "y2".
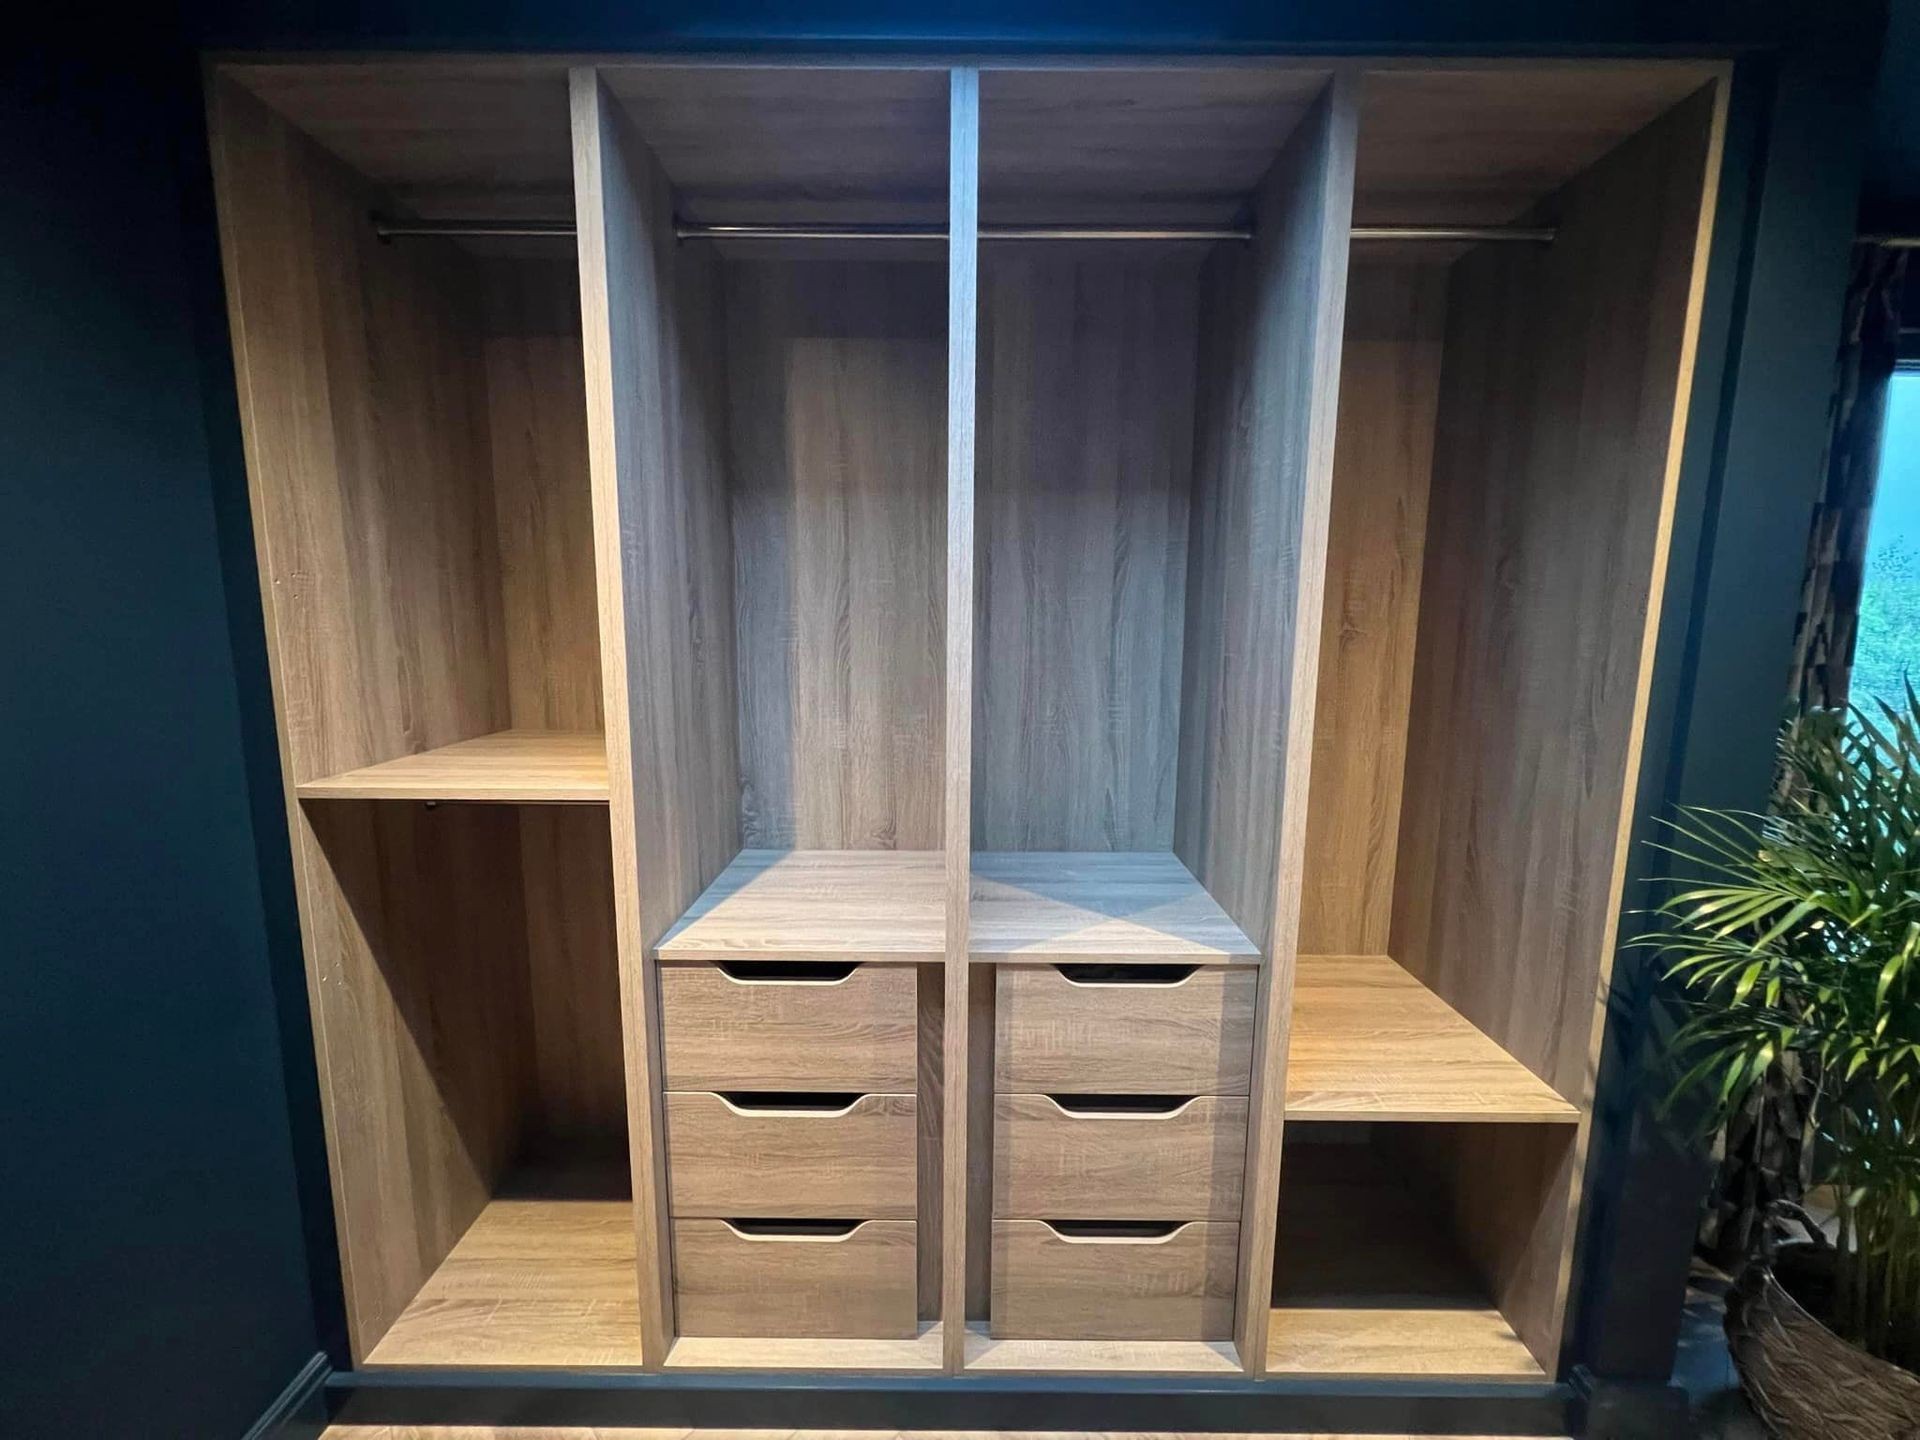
[{"x1": 1727, "y1": 1244, "x2": 1920, "y2": 1439}]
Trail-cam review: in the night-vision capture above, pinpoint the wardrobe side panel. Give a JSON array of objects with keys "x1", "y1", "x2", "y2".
[
  {"x1": 207, "y1": 78, "x2": 533, "y2": 1356},
  {"x1": 1298, "y1": 262, "x2": 1447, "y2": 956},
  {"x1": 972, "y1": 253, "x2": 1200, "y2": 852},
  {"x1": 727, "y1": 259, "x2": 947, "y2": 851}
]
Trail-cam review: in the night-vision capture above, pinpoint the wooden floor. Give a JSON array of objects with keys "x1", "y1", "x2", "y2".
[{"x1": 325, "y1": 1429, "x2": 1567, "y2": 1439}]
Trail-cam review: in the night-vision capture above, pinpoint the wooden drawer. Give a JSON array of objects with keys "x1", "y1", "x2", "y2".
[
  {"x1": 665, "y1": 1091, "x2": 916, "y2": 1218},
  {"x1": 990, "y1": 1219, "x2": 1236, "y2": 1339},
  {"x1": 995, "y1": 963, "x2": 1256, "y2": 1094},
  {"x1": 659, "y1": 961, "x2": 918, "y2": 1092},
  {"x1": 993, "y1": 1093, "x2": 1246, "y2": 1220},
  {"x1": 674, "y1": 1218, "x2": 917, "y2": 1338}
]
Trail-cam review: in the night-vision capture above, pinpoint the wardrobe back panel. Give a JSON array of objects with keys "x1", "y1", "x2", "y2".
[
  {"x1": 972, "y1": 253, "x2": 1200, "y2": 851},
  {"x1": 727, "y1": 258, "x2": 947, "y2": 850},
  {"x1": 1299, "y1": 262, "x2": 1447, "y2": 955}
]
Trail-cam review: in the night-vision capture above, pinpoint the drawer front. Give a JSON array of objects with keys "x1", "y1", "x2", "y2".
[
  {"x1": 666, "y1": 1091, "x2": 916, "y2": 1218},
  {"x1": 674, "y1": 1218, "x2": 917, "y2": 1338},
  {"x1": 995, "y1": 964, "x2": 1256, "y2": 1094},
  {"x1": 990, "y1": 1219, "x2": 1237, "y2": 1340},
  {"x1": 993, "y1": 1094, "x2": 1247, "y2": 1220},
  {"x1": 660, "y1": 961, "x2": 918, "y2": 1092}
]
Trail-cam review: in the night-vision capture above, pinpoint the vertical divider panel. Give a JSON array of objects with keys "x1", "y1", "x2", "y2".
[
  {"x1": 1173, "y1": 73, "x2": 1358, "y2": 1376},
  {"x1": 571, "y1": 66, "x2": 744, "y2": 1368},
  {"x1": 941, "y1": 64, "x2": 981, "y2": 1375}
]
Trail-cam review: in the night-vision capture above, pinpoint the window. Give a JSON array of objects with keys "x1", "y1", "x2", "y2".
[{"x1": 1855, "y1": 370, "x2": 1920, "y2": 714}]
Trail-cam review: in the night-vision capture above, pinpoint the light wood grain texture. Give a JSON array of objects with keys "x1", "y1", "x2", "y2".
[
  {"x1": 969, "y1": 851, "x2": 1258, "y2": 963},
  {"x1": 961, "y1": 1331, "x2": 1244, "y2": 1374},
  {"x1": 573, "y1": 66, "x2": 743, "y2": 1366},
  {"x1": 297, "y1": 731, "x2": 608, "y2": 803},
  {"x1": 917, "y1": 967, "x2": 944, "y2": 1321},
  {"x1": 1266, "y1": 1138, "x2": 1544, "y2": 1379},
  {"x1": 993, "y1": 1095, "x2": 1247, "y2": 1221},
  {"x1": 1287, "y1": 956, "x2": 1578, "y2": 1123},
  {"x1": 1388, "y1": 86, "x2": 1723, "y2": 1372},
  {"x1": 978, "y1": 66, "x2": 1329, "y2": 225},
  {"x1": 601, "y1": 65, "x2": 950, "y2": 224},
  {"x1": 658, "y1": 962, "x2": 918, "y2": 1092},
  {"x1": 994, "y1": 964, "x2": 1255, "y2": 1095},
  {"x1": 663, "y1": 1092, "x2": 917, "y2": 1219},
  {"x1": 990, "y1": 1221, "x2": 1237, "y2": 1341},
  {"x1": 1299, "y1": 264, "x2": 1446, "y2": 955},
  {"x1": 664, "y1": 1325, "x2": 946, "y2": 1373},
  {"x1": 365, "y1": 1168, "x2": 641, "y2": 1369},
  {"x1": 657, "y1": 850, "x2": 944, "y2": 962},
  {"x1": 1171, "y1": 76, "x2": 1359, "y2": 1375},
  {"x1": 942, "y1": 65, "x2": 982, "y2": 1376},
  {"x1": 1352, "y1": 62, "x2": 1722, "y2": 226},
  {"x1": 972, "y1": 256, "x2": 1198, "y2": 850},
  {"x1": 965, "y1": 965, "x2": 996, "y2": 1323},
  {"x1": 672, "y1": 1219, "x2": 917, "y2": 1338},
  {"x1": 727, "y1": 260, "x2": 946, "y2": 849}
]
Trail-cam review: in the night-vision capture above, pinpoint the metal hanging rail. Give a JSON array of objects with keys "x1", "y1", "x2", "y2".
[{"x1": 371, "y1": 215, "x2": 1559, "y2": 245}]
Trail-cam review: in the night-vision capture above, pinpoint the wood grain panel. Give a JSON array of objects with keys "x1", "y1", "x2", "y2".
[
  {"x1": 1388, "y1": 87, "x2": 1724, "y2": 1372},
  {"x1": 658, "y1": 962, "x2": 919, "y2": 1092},
  {"x1": 727, "y1": 260, "x2": 946, "y2": 850},
  {"x1": 994, "y1": 965, "x2": 1256, "y2": 1095},
  {"x1": 208, "y1": 77, "x2": 519, "y2": 1355},
  {"x1": 297, "y1": 731, "x2": 607, "y2": 803},
  {"x1": 990, "y1": 1220, "x2": 1237, "y2": 1341},
  {"x1": 572, "y1": 67, "x2": 743, "y2": 1366},
  {"x1": 663, "y1": 1092, "x2": 917, "y2": 1219},
  {"x1": 663, "y1": 1327, "x2": 944, "y2": 1371},
  {"x1": 672, "y1": 1219, "x2": 918, "y2": 1338},
  {"x1": 961, "y1": 1332, "x2": 1243, "y2": 1374},
  {"x1": 1299, "y1": 263, "x2": 1446, "y2": 955},
  {"x1": 993, "y1": 1095, "x2": 1247, "y2": 1221},
  {"x1": 656, "y1": 849, "x2": 944, "y2": 962},
  {"x1": 1171, "y1": 76, "x2": 1359, "y2": 1373},
  {"x1": 972, "y1": 255, "x2": 1198, "y2": 850},
  {"x1": 917, "y1": 966, "x2": 944, "y2": 1321},
  {"x1": 969, "y1": 850, "x2": 1257, "y2": 964}
]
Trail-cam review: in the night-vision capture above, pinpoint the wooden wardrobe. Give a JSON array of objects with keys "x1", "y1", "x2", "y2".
[{"x1": 205, "y1": 53, "x2": 1727, "y2": 1384}]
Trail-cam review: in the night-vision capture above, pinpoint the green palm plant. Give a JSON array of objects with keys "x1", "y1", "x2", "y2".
[{"x1": 1646, "y1": 687, "x2": 1920, "y2": 1370}]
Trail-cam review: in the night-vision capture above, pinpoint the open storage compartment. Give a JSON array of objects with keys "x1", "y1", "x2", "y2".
[{"x1": 207, "y1": 63, "x2": 633, "y2": 1367}]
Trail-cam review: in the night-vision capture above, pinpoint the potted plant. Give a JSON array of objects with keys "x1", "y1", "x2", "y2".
[{"x1": 1648, "y1": 692, "x2": 1920, "y2": 1439}]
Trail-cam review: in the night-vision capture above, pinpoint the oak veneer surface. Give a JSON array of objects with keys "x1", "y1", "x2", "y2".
[
  {"x1": 657, "y1": 850, "x2": 945, "y2": 961},
  {"x1": 968, "y1": 851, "x2": 1257, "y2": 963},
  {"x1": 365, "y1": 1168, "x2": 641, "y2": 1369},
  {"x1": 1299, "y1": 263, "x2": 1446, "y2": 956},
  {"x1": 990, "y1": 1220, "x2": 1237, "y2": 1341},
  {"x1": 663, "y1": 1092, "x2": 918, "y2": 1219},
  {"x1": 992, "y1": 1095, "x2": 1248, "y2": 1221},
  {"x1": 961, "y1": 1329, "x2": 1243, "y2": 1375},
  {"x1": 1286, "y1": 955, "x2": 1577, "y2": 1122},
  {"x1": 664, "y1": 1326, "x2": 945, "y2": 1373},
  {"x1": 727, "y1": 259, "x2": 947, "y2": 851},
  {"x1": 1388, "y1": 88, "x2": 1721, "y2": 1370},
  {"x1": 973, "y1": 255, "x2": 1197, "y2": 852},
  {"x1": 672, "y1": 1219, "x2": 918, "y2": 1339},
  {"x1": 297, "y1": 731, "x2": 609, "y2": 803}
]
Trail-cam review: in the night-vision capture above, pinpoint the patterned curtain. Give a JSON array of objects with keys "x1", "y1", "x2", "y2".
[{"x1": 1786, "y1": 244, "x2": 1909, "y2": 712}]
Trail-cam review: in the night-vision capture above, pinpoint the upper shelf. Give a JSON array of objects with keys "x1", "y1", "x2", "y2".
[
  {"x1": 296, "y1": 730, "x2": 608, "y2": 805},
  {"x1": 970, "y1": 851, "x2": 1260, "y2": 965},
  {"x1": 657, "y1": 849, "x2": 945, "y2": 963},
  {"x1": 1286, "y1": 953, "x2": 1578, "y2": 1123}
]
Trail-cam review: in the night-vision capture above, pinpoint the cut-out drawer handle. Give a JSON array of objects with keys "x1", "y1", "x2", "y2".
[
  {"x1": 720, "y1": 1218, "x2": 865, "y2": 1241},
  {"x1": 715, "y1": 1091, "x2": 865, "y2": 1115},
  {"x1": 1054, "y1": 963, "x2": 1199, "y2": 986},
  {"x1": 715, "y1": 960, "x2": 858, "y2": 984},
  {"x1": 1043, "y1": 1093, "x2": 1198, "y2": 1118},
  {"x1": 1042, "y1": 1219, "x2": 1190, "y2": 1244}
]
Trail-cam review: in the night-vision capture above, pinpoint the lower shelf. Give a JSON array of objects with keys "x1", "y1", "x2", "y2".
[
  {"x1": 964, "y1": 1324, "x2": 1242, "y2": 1374},
  {"x1": 1266, "y1": 1140, "x2": 1546, "y2": 1380},
  {"x1": 365, "y1": 1167, "x2": 641, "y2": 1369},
  {"x1": 666, "y1": 1324, "x2": 945, "y2": 1372},
  {"x1": 296, "y1": 729, "x2": 609, "y2": 804}
]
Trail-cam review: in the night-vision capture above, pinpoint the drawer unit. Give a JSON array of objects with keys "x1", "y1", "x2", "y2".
[
  {"x1": 995, "y1": 963, "x2": 1256, "y2": 1094},
  {"x1": 992, "y1": 1093, "x2": 1247, "y2": 1220},
  {"x1": 990, "y1": 1219, "x2": 1237, "y2": 1340},
  {"x1": 664, "y1": 1091, "x2": 916, "y2": 1218},
  {"x1": 659, "y1": 960, "x2": 918, "y2": 1092},
  {"x1": 673, "y1": 1217, "x2": 918, "y2": 1338}
]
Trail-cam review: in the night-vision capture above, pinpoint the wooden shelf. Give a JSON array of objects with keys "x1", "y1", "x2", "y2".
[
  {"x1": 964, "y1": 1324, "x2": 1242, "y2": 1374},
  {"x1": 296, "y1": 730, "x2": 608, "y2": 804},
  {"x1": 969, "y1": 851, "x2": 1260, "y2": 964},
  {"x1": 667, "y1": 1323, "x2": 945, "y2": 1373},
  {"x1": 1267, "y1": 1142, "x2": 1545, "y2": 1379},
  {"x1": 1286, "y1": 954, "x2": 1579, "y2": 1123},
  {"x1": 365, "y1": 1166, "x2": 641, "y2": 1368},
  {"x1": 656, "y1": 849, "x2": 945, "y2": 962}
]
